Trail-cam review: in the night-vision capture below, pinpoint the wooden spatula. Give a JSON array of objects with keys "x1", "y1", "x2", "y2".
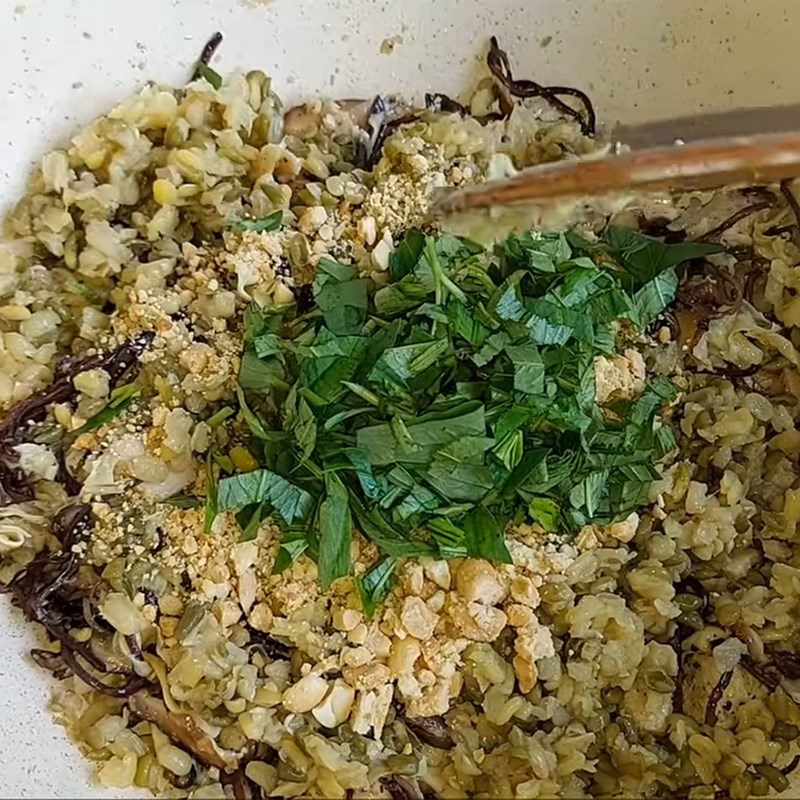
[{"x1": 434, "y1": 129, "x2": 800, "y2": 215}]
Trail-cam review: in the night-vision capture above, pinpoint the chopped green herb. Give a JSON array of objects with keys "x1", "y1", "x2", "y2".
[
  {"x1": 313, "y1": 258, "x2": 370, "y2": 335},
  {"x1": 529, "y1": 497, "x2": 560, "y2": 532},
  {"x1": 231, "y1": 210, "x2": 283, "y2": 233},
  {"x1": 224, "y1": 227, "x2": 699, "y2": 603},
  {"x1": 162, "y1": 494, "x2": 203, "y2": 510},
  {"x1": 463, "y1": 505, "x2": 512, "y2": 563},
  {"x1": 273, "y1": 535, "x2": 309, "y2": 574},
  {"x1": 317, "y1": 473, "x2": 352, "y2": 589},
  {"x1": 631, "y1": 268, "x2": 679, "y2": 328},
  {"x1": 596, "y1": 226, "x2": 723, "y2": 288},
  {"x1": 355, "y1": 557, "x2": 397, "y2": 618},
  {"x1": 206, "y1": 406, "x2": 235, "y2": 429},
  {"x1": 236, "y1": 502, "x2": 266, "y2": 542},
  {"x1": 71, "y1": 383, "x2": 141, "y2": 435},
  {"x1": 204, "y1": 451, "x2": 219, "y2": 534},
  {"x1": 235, "y1": 386, "x2": 270, "y2": 439},
  {"x1": 217, "y1": 468, "x2": 313, "y2": 525},
  {"x1": 390, "y1": 230, "x2": 426, "y2": 279},
  {"x1": 195, "y1": 62, "x2": 222, "y2": 90},
  {"x1": 212, "y1": 450, "x2": 235, "y2": 474}
]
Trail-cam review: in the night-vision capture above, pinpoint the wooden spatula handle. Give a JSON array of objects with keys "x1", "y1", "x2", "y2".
[{"x1": 436, "y1": 131, "x2": 800, "y2": 214}]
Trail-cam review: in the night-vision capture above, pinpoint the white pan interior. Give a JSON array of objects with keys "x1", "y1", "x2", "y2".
[{"x1": 2, "y1": 0, "x2": 799, "y2": 795}]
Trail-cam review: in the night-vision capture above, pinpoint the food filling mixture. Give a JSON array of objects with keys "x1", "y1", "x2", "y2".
[{"x1": 3, "y1": 34, "x2": 800, "y2": 800}]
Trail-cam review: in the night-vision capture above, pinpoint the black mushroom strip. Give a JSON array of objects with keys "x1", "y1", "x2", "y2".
[
  {"x1": 290, "y1": 282, "x2": 315, "y2": 315},
  {"x1": 668, "y1": 622, "x2": 694, "y2": 715},
  {"x1": 221, "y1": 769, "x2": 257, "y2": 800},
  {"x1": 55, "y1": 445, "x2": 82, "y2": 497},
  {"x1": 403, "y1": 714, "x2": 454, "y2": 749},
  {"x1": 363, "y1": 36, "x2": 596, "y2": 170},
  {"x1": 781, "y1": 755, "x2": 800, "y2": 778},
  {"x1": 696, "y1": 198, "x2": 774, "y2": 243},
  {"x1": 192, "y1": 31, "x2": 223, "y2": 80},
  {"x1": 166, "y1": 763, "x2": 201, "y2": 791},
  {"x1": 3, "y1": 332, "x2": 155, "y2": 436},
  {"x1": 639, "y1": 189, "x2": 777, "y2": 353},
  {"x1": 29, "y1": 647, "x2": 72, "y2": 680},
  {"x1": 365, "y1": 106, "x2": 420, "y2": 169},
  {"x1": 688, "y1": 192, "x2": 779, "y2": 326},
  {"x1": 739, "y1": 649, "x2": 800, "y2": 693},
  {"x1": 672, "y1": 262, "x2": 746, "y2": 355},
  {"x1": 217, "y1": 742, "x2": 277, "y2": 797},
  {"x1": 487, "y1": 36, "x2": 595, "y2": 135},
  {"x1": 767, "y1": 650, "x2": 800, "y2": 682},
  {"x1": 379, "y1": 775, "x2": 424, "y2": 800},
  {"x1": 704, "y1": 669, "x2": 733, "y2": 727},
  {"x1": 424, "y1": 93, "x2": 467, "y2": 115},
  {"x1": 739, "y1": 654, "x2": 781, "y2": 692},
  {"x1": 641, "y1": 192, "x2": 779, "y2": 352},
  {"x1": 0, "y1": 332, "x2": 155, "y2": 506},
  {"x1": 0, "y1": 455, "x2": 33, "y2": 508},
  {"x1": 2, "y1": 503, "x2": 149, "y2": 697},
  {"x1": 128, "y1": 692, "x2": 240, "y2": 772},
  {"x1": 637, "y1": 215, "x2": 687, "y2": 244},
  {"x1": 245, "y1": 625, "x2": 292, "y2": 661}
]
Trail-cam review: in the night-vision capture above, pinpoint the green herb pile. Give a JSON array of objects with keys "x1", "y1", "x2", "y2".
[{"x1": 211, "y1": 226, "x2": 719, "y2": 608}]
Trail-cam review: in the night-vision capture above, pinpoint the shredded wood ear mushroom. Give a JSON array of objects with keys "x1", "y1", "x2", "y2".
[{"x1": 486, "y1": 35, "x2": 596, "y2": 135}]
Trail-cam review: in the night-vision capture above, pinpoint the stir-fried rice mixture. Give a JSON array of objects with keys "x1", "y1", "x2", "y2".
[{"x1": 4, "y1": 34, "x2": 800, "y2": 800}]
